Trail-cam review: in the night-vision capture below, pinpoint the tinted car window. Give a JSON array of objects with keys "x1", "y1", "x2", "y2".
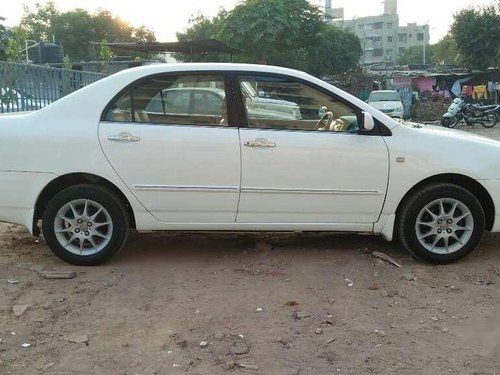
[
  {"x1": 104, "y1": 75, "x2": 228, "y2": 126},
  {"x1": 239, "y1": 75, "x2": 359, "y2": 132}
]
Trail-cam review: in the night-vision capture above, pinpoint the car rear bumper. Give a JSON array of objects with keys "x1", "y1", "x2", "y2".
[{"x1": 0, "y1": 171, "x2": 57, "y2": 233}]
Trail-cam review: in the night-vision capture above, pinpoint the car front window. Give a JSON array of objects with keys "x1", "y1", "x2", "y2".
[{"x1": 239, "y1": 75, "x2": 359, "y2": 132}]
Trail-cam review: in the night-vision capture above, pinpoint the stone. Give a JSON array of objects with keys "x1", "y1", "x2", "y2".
[
  {"x1": 284, "y1": 301, "x2": 299, "y2": 307},
  {"x1": 431, "y1": 316, "x2": 439, "y2": 322},
  {"x1": 292, "y1": 311, "x2": 310, "y2": 320},
  {"x1": 223, "y1": 360, "x2": 236, "y2": 370},
  {"x1": 375, "y1": 330, "x2": 386, "y2": 337},
  {"x1": 214, "y1": 332, "x2": 224, "y2": 340},
  {"x1": 37, "y1": 362, "x2": 55, "y2": 371},
  {"x1": 403, "y1": 273, "x2": 416, "y2": 281},
  {"x1": 367, "y1": 282, "x2": 381, "y2": 290},
  {"x1": 176, "y1": 339, "x2": 188, "y2": 349},
  {"x1": 231, "y1": 342, "x2": 250, "y2": 355},
  {"x1": 7, "y1": 279, "x2": 20, "y2": 284},
  {"x1": 238, "y1": 363, "x2": 259, "y2": 371},
  {"x1": 40, "y1": 271, "x2": 77, "y2": 279},
  {"x1": 441, "y1": 327, "x2": 449, "y2": 333},
  {"x1": 21, "y1": 343, "x2": 31, "y2": 348},
  {"x1": 67, "y1": 335, "x2": 89, "y2": 344},
  {"x1": 315, "y1": 328, "x2": 323, "y2": 335},
  {"x1": 199, "y1": 341, "x2": 208, "y2": 348},
  {"x1": 256, "y1": 308, "x2": 263, "y2": 313},
  {"x1": 13, "y1": 304, "x2": 28, "y2": 317}
]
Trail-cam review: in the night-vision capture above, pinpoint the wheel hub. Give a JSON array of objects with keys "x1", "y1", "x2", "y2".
[
  {"x1": 415, "y1": 198, "x2": 474, "y2": 255},
  {"x1": 54, "y1": 199, "x2": 113, "y2": 256}
]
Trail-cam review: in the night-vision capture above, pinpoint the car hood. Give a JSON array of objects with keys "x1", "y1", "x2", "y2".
[
  {"x1": 404, "y1": 122, "x2": 500, "y2": 147},
  {"x1": 390, "y1": 121, "x2": 500, "y2": 180},
  {"x1": 369, "y1": 101, "x2": 402, "y2": 110}
]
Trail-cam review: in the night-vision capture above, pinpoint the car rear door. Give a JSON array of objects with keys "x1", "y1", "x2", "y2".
[{"x1": 98, "y1": 73, "x2": 241, "y2": 223}]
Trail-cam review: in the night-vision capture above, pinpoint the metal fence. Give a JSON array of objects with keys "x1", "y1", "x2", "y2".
[{"x1": 0, "y1": 61, "x2": 105, "y2": 113}]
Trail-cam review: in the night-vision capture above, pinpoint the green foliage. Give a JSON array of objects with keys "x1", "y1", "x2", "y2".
[
  {"x1": 431, "y1": 34, "x2": 460, "y2": 65},
  {"x1": 19, "y1": 2, "x2": 157, "y2": 61},
  {"x1": 450, "y1": 3, "x2": 500, "y2": 70},
  {"x1": 396, "y1": 45, "x2": 433, "y2": 65},
  {"x1": 176, "y1": 10, "x2": 229, "y2": 62},
  {"x1": 99, "y1": 39, "x2": 115, "y2": 74},
  {"x1": 0, "y1": 24, "x2": 25, "y2": 62},
  {"x1": 176, "y1": 0, "x2": 361, "y2": 75}
]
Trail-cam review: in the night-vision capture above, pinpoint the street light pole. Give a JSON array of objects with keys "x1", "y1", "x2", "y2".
[{"x1": 423, "y1": 25, "x2": 426, "y2": 65}]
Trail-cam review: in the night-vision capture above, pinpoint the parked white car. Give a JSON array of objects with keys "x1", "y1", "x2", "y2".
[
  {"x1": 367, "y1": 90, "x2": 404, "y2": 118},
  {"x1": 1, "y1": 63, "x2": 499, "y2": 265}
]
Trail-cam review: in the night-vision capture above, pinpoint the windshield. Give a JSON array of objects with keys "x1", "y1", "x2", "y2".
[{"x1": 369, "y1": 92, "x2": 401, "y2": 102}]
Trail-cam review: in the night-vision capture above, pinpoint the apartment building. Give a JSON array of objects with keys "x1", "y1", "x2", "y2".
[{"x1": 329, "y1": 0, "x2": 430, "y2": 66}]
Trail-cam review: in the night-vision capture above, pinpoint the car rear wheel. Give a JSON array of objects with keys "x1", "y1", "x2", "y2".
[
  {"x1": 397, "y1": 183, "x2": 485, "y2": 264},
  {"x1": 42, "y1": 185, "x2": 129, "y2": 265}
]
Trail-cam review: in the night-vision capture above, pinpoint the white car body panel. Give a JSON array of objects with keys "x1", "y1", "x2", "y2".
[
  {"x1": 237, "y1": 128, "x2": 389, "y2": 223},
  {"x1": 99, "y1": 123, "x2": 241, "y2": 223},
  {"x1": 0, "y1": 63, "x2": 499, "y2": 240}
]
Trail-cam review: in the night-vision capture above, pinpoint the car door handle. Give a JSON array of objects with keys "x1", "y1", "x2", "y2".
[
  {"x1": 107, "y1": 132, "x2": 141, "y2": 142},
  {"x1": 244, "y1": 138, "x2": 276, "y2": 148}
]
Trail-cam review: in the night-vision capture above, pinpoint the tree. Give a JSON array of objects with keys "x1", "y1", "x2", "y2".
[
  {"x1": 431, "y1": 34, "x2": 460, "y2": 65},
  {"x1": 176, "y1": 10, "x2": 229, "y2": 62},
  {"x1": 19, "y1": 2, "x2": 157, "y2": 61},
  {"x1": 176, "y1": 0, "x2": 361, "y2": 75},
  {"x1": 396, "y1": 45, "x2": 433, "y2": 65},
  {"x1": 450, "y1": 3, "x2": 500, "y2": 70}
]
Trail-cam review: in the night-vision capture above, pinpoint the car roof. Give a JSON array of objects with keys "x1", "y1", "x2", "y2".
[{"x1": 111, "y1": 63, "x2": 314, "y2": 83}]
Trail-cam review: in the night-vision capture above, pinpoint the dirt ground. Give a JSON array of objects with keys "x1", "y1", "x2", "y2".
[{"x1": 1, "y1": 123, "x2": 500, "y2": 375}]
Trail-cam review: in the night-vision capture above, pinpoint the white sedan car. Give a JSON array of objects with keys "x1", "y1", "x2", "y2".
[
  {"x1": 367, "y1": 90, "x2": 404, "y2": 118},
  {"x1": 0, "y1": 63, "x2": 499, "y2": 265}
]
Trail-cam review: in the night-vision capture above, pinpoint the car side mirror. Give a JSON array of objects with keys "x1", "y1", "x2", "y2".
[{"x1": 360, "y1": 111, "x2": 375, "y2": 132}]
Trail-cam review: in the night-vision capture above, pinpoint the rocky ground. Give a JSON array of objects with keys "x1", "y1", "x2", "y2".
[{"x1": 1, "y1": 123, "x2": 500, "y2": 375}]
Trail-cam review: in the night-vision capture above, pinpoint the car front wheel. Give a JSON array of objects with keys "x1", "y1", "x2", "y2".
[
  {"x1": 42, "y1": 185, "x2": 129, "y2": 265},
  {"x1": 397, "y1": 183, "x2": 485, "y2": 264}
]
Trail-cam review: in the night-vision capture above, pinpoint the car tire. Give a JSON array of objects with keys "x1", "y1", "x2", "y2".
[
  {"x1": 42, "y1": 184, "x2": 129, "y2": 266},
  {"x1": 397, "y1": 183, "x2": 485, "y2": 264}
]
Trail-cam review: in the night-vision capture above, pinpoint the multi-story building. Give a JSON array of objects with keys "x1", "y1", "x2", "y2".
[{"x1": 329, "y1": 0, "x2": 430, "y2": 66}]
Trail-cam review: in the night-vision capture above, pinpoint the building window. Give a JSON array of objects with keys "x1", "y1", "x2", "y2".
[
  {"x1": 386, "y1": 22, "x2": 393, "y2": 29},
  {"x1": 398, "y1": 33, "x2": 407, "y2": 42},
  {"x1": 417, "y1": 33, "x2": 424, "y2": 41},
  {"x1": 358, "y1": 24, "x2": 364, "y2": 30},
  {"x1": 387, "y1": 36, "x2": 394, "y2": 43},
  {"x1": 373, "y1": 22, "x2": 383, "y2": 29},
  {"x1": 373, "y1": 36, "x2": 382, "y2": 42},
  {"x1": 398, "y1": 47, "x2": 406, "y2": 54},
  {"x1": 373, "y1": 48, "x2": 383, "y2": 57}
]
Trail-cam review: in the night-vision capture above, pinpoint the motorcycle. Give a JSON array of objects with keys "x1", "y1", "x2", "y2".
[
  {"x1": 466, "y1": 103, "x2": 499, "y2": 128},
  {"x1": 441, "y1": 97, "x2": 467, "y2": 128},
  {"x1": 442, "y1": 97, "x2": 499, "y2": 128}
]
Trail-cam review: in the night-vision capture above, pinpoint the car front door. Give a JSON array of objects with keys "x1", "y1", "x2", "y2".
[
  {"x1": 98, "y1": 73, "x2": 241, "y2": 223},
  {"x1": 236, "y1": 74, "x2": 389, "y2": 226}
]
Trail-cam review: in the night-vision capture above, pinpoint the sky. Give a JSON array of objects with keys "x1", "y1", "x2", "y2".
[{"x1": 1, "y1": 0, "x2": 497, "y2": 44}]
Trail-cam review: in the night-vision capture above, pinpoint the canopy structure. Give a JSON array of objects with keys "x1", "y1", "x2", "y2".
[{"x1": 89, "y1": 39, "x2": 242, "y2": 60}]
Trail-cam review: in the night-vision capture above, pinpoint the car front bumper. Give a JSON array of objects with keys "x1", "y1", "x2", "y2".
[{"x1": 479, "y1": 178, "x2": 500, "y2": 232}]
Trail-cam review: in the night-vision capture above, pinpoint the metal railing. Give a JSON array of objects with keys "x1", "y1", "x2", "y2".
[{"x1": 0, "y1": 61, "x2": 105, "y2": 113}]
